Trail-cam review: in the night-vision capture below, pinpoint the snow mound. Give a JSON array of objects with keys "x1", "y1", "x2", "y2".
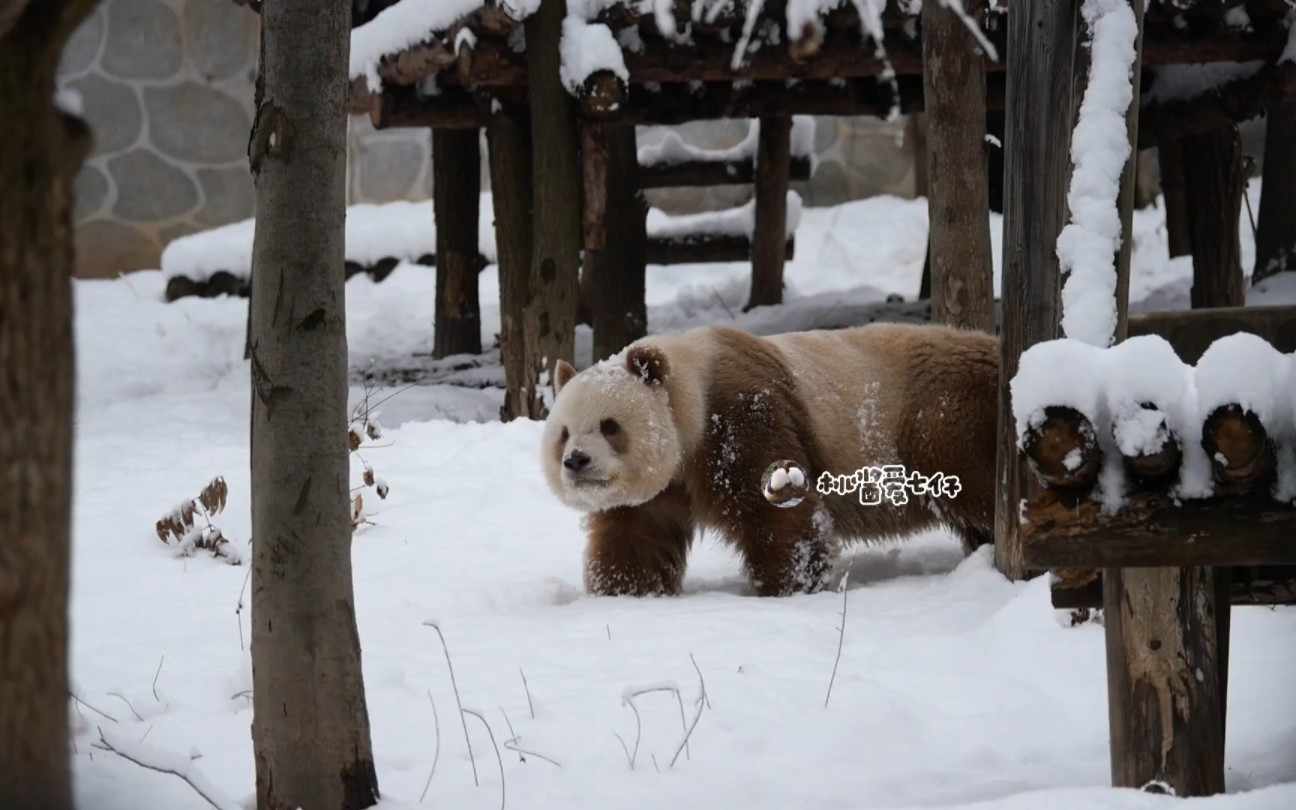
[{"x1": 350, "y1": 0, "x2": 488, "y2": 92}]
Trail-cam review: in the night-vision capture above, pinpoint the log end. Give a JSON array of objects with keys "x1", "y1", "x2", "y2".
[
  {"x1": 1115, "y1": 403, "x2": 1183, "y2": 485},
  {"x1": 1022, "y1": 406, "x2": 1103, "y2": 491},
  {"x1": 581, "y1": 70, "x2": 628, "y2": 117},
  {"x1": 1201, "y1": 404, "x2": 1277, "y2": 490},
  {"x1": 789, "y1": 21, "x2": 824, "y2": 62}
]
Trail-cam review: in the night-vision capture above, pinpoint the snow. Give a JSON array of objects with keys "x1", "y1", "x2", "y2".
[
  {"x1": 1282, "y1": 15, "x2": 1296, "y2": 65},
  {"x1": 1011, "y1": 339, "x2": 1109, "y2": 439},
  {"x1": 638, "y1": 117, "x2": 817, "y2": 166},
  {"x1": 350, "y1": 0, "x2": 488, "y2": 92},
  {"x1": 68, "y1": 178, "x2": 1296, "y2": 809},
  {"x1": 1194, "y1": 332, "x2": 1290, "y2": 434},
  {"x1": 646, "y1": 191, "x2": 803, "y2": 239},
  {"x1": 560, "y1": 17, "x2": 628, "y2": 95},
  {"x1": 1142, "y1": 61, "x2": 1267, "y2": 105},
  {"x1": 1056, "y1": 0, "x2": 1140, "y2": 348}
]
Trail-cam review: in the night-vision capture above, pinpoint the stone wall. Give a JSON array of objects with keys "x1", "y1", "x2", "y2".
[{"x1": 56, "y1": 1, "x2": 917, "y2": 279}]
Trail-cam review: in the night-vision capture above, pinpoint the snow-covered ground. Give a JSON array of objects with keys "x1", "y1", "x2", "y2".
[{"x1": 69, "y1": 183, "x2": 1296, "y2": 809}]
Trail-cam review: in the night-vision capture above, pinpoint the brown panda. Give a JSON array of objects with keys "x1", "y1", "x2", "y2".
[{"x1": 540, "y1": 323, "x2": 999, "y2": 597}]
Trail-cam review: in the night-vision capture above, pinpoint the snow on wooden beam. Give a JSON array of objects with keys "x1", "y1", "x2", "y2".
[{"x1": 1138, "y1": 60, "x2": 1296, "y2": 147}]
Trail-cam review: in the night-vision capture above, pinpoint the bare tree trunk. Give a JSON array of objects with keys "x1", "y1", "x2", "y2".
[
  {"x1": 487, "y1": 106, "x2": 540, "y2": 421},
  {"x1": 1253, "y1": 101, "x2": 1296, "y2": 284},
  {"x1": 921, "y1": 0, "x2": 995, "y2": 333},
  {"x1": 0, "y1": 3, "x2": 96, "y2": 808},
  {"x1": 433, "y1": 128, "x2": 483, "y2": 358},
  {"x1": 247, "y1": 1, "x2": 379, "y2": 808},
  {"x1": 747, "y1": 115, "x2": 792, "y2": 310},
  {"x1": 524, "y1": 0, "x2": 582, "y2": 406}
]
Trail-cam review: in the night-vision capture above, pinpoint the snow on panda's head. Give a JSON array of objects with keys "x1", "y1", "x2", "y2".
[{"x1": 541, "y1": 343, "x2": 682, "y2": 512}]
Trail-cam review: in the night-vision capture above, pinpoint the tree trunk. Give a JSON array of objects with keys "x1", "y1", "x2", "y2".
[
  {"x1": 524, "y1": 0, "x2": 582, "y2": 408},
  {"x1": 433, "y1": 128, "x2": 483, "y2": 358},
  {"x1": 921, "y1": 0, "x2": 995, "y2": 333},
  {"x1": 585, "y1": 123, "x2": 648, "y2": 362},
  {"x1": 247, "y1": 1, "x2": 379, "y2": 808},
  {"x1": 487, "y1": 105, "x2": 539, "y2": 421},
  {"x1": 0, "y1": 3, "x2": 96, "y2": 809},
  {"x1": 747, "y1": 115, "x2": 792, "y2": 310},
  {"x1": 1253, "y1": 100, "x2": 1296, "y2": 284},
  {"x1": 1184, "y1": 126, "x2": 1245, "y2": 309},
  {"x1": 1158, "y1": 139, "x2": 1192, "y2": 258}
]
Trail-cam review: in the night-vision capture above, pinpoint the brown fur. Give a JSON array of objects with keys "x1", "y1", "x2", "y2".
[{"x1": 545, "y1": 323, "x2": 1000, "y2": 597}]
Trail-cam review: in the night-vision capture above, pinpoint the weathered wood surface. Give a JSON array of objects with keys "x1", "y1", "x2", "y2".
[
  {"x1": 1117, "y1": 405, "x2": 1182, "y2": 486},
  {"x1": 1156, "y1": 138, "x2": 1192, "y2": 258},
  {"x1": 1253, "y1": 98, "x2": 1296, "y2": 284},
  {"x1": 1022, "y1": 490, "x2": 1296, "y2": 568},
  {"x1": 1114, "y1": 1, "x2": 1145, "y2": 342},
  {"x1": 432, "y1": 129, "x2": 483, "y2": 358},
  {"x1": 1137, "y1": 60, "x2": 1296, "y2": 148},
  {"x1": 921, "y1": 0, "x2": 994, "y2": 333},
  {"x1": 1020, "y1": 406, "x2": 1102, "y2": 491},
  {"x1": 1053, "y1": 566, "x2": 1296, "y2": 609},
  {"x1": 1127, "y1": 304, "x2": 1296, "y2": 363},
  {"x1": 1185, "y1": 125, "x2": 1246, "y2": 309},
  {"x1": 639, "y1": 154, "x2": 813, "y2": 188},
  {"x1": 1103, "y1": 566, "x2": 1226, "y2": 796},
  {"x1": 995, "y1": 0, "x2": 1077, "y2": 580},
  {"x1": 747, "y1": 115, "x2": 792, "y2": 310},
  {"x1": 585, "y1": 123, "x2": 648, "y2": 362},
  {"x1": 1201, "y1": 404, "x2": 1278, "y2": 491},
  {"x1": 646, "y1": 234, "x2": 795, "y2": 266}
]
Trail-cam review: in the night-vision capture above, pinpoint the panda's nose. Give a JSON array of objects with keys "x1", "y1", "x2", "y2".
[{"x1": 564, "y1": 450, "x2": 591, "y2": 471}]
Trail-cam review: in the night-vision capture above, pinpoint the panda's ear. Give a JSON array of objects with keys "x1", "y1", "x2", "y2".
[
  {"x1": 626, "y1": 345, "x2": 669, "y2": 385},
  {"x1": 553, "y1": 359, "x2": 578, "y2": 394}
]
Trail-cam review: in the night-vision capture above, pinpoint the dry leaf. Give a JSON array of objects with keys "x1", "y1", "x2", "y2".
[
  {"x1": 180, "y1": 500, "x2": 196, "y2": 528},
  {"x1": 363, "y1": 466, "x2": 374, "y2": 487},
  {"x1": 155, "y1": 519, "x2": 170, "y2": 543},
  {"x1": 348, "y1": 429, "x2": 363, "y2": 452},
  {"x1": 353, "y1": 493, "x2": 363, "y2": 519},
  {"x1": 366, "y1": 420, "x2": 382, "y2": 440}
]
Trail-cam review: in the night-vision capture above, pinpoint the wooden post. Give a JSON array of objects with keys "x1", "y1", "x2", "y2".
[
  {"x1": 584, "y1": 122, "x2": 648, "y2": 362},
  {"x1": 909, "y1": 113, "x2": 932, "y2": 302},
  {"x1": 433, "y1": 128, "x2": 483, "y2": 358},
  {"x1": 1158, "y1": 139, "x2": 1192, "y2": 258},
  {"x1": 921, "y1": 0, "x2": 995, "y2": 333},
  {"x1": 523, "y1": 0, "x2": 582, "y2": 403},
  {"x1": 1112, "y1": 0, "x2": 1144, "y2": 345},
  {"x1": 1253, "y1": 100, "x2": 1296, "y2": 284},
  {"x1": 486, "y1": 105, "x2": 539, "y2": 421},
  {"x1": 1184, "y1": 125, "x2": 1246, "y2": 308},
  {"x1": 995, "y1": 0, "x2": 1078, "y2": 580},
  {"x1": 746, "y1": 115, "x2": 791, "y2": 311}
]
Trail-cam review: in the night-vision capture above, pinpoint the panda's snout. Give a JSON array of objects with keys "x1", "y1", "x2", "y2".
[{"x1": 563, "y1": 449, "x2": 591, "y2": 472}]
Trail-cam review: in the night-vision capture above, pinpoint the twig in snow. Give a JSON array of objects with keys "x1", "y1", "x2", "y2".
[
  {"x1": 419, "y1": 690, "x2": 441, "y2": 803},
  {"x1": 424, "y1": 621, "x2": 478, "y2": 786},
  {"x1": 139, "y1": 724, "x2": 154, "y2": 743},
  {"x1": 668, "y1": 659, "x2": 709, "y2": 768},
  {"x1": 93, "y1": 726, "x2": 241, "y2": 810},
  {"x1": 462, "y1": 709, "x2": 505, "y2": 810},
  {"x1": 152, "y1": 655, "x2": 165, "y2": 702},
  {"x1": 107, "y1": 692, "x2": 143, "y2": 722},
  {"x1": 518, "y1": 668, "x2": 535, "y2": 719},
  {"x1": 230, "y1": 690, "x2": 253, "y2": 702},
  {"x1": 498, "y1": 707, "x2": 561, "y2": 767},
  {"x1": 71, "y1": 691, "x2": 119, "y2": 723},
  {"x1": 613, "y1": 733, "x2": 633, "y2": 767},
  {"x1": 620, "y1": 684, "x2": 691, "y2": 767},
  {"x1": 235, "y1": 565, "x2": 251, "y2": 650},
  {"x1": 690, "y1": 653, "x2": 711, "y2": 709},
  {"x1": 824, "y1": 570, "x2": 851, "y2": 708}
]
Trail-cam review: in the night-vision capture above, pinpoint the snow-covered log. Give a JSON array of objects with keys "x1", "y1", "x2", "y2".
[{"x1": 1020, "y1": 407, "x2": 1105, "y2": 491}]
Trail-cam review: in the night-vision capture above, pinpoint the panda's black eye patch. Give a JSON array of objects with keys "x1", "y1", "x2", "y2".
[
  {"x1": 600, "y1": 419, "x2": 620, "y2": 436},
  {"x1": 559, "y1": 426, "x2": 569, "y2": 443}
]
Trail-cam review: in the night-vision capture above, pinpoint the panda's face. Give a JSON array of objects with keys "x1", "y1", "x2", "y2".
[{"x1": 541, "y1": 347, "x2": 682, "y2": 512}]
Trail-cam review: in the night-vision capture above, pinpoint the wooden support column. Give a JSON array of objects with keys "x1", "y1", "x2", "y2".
[
  {"x1": 583, "y1": 122, "x2": 647, "y2": 362},
  {"x1": 746, "y1": 115, "x2": 791, "y2": 311},
  {"x1": 995, "y1": 0, "x2": 1078, "y2": 579},
  {"x1": 1184, "y1": 125, "x2": 1246, "y2": 308},
  {"x1": 486, "y1": 105, "x2": 539, "y2": 421},
  {"x1": 1253, "y1": 100, "x2": 1296, "y2": 284},
  {"x1": 1158, "y1": 139, "x2": 1192, "y2": 258},
  {"x1": 1095, "y1": 2, "x2": 1226, "y2": 798},
  {"x1": 524, "y1": 0, "x2": 582, "y2": 405},
  {"x1": 909, "y1": 114, "x2": 932, "y2": 301},
  {"x1": 432, "y1": 128, "x2": 483, "y2": 358},
  {"x1": 921, "y1": 0, "x2": 995, "y2": 333}
]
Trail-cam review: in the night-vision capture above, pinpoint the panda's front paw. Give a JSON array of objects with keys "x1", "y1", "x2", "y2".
[{"x1": 585, "y1": 558, "x2": 682, "y2": 597}]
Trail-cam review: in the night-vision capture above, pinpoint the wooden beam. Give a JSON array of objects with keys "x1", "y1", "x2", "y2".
[
  {"x1": 995, "y1": 0, "x2": 1078, "y2": 581},
  {"x1": 1024, "y1": 490, "x2": 1296, "y2": 568},
  {"x1": 1185, "y1": 125, "x2": 1246, "y2": 309},
  {"x1": 485, "y1": 104, "x2": 540, "y2": 421},
  {"x1": 646, "y1": 234, "x2": 795, "y2": 266},
  {"x1": 1053, "y1": 566, "x2": 1296, "y2": 609},
  {"x1": 587, "y1": 123, "x2": 648, "y2": 362},
  {"x1": 1157, "y1": 138, "x2": 1192, "y2": 258},
  {"x1": 1253, "y1": 99, "x2": 1296, "y2": 284},
  {"x1": 638, "y1": 155, "x2": 813, "y2": 188},
  {"x1": 1138, "y1": 61, "x2": 1296, "y2": 148},
  {"x1": 1114, "y1": 1, "x2": 1145, "y2": 342},
  {"x1": 921, "y1": 0, "x2": 994, "y2": 333},
  {"x1": 432, "y1": 129, "x2": 484, "y2": 358},
  {"x1": 747, "y1": 116, "x2": 792, "y2": 310},
  {"x1": 1127, "y1": 304, "x2": 1296, "y2": 362}
]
